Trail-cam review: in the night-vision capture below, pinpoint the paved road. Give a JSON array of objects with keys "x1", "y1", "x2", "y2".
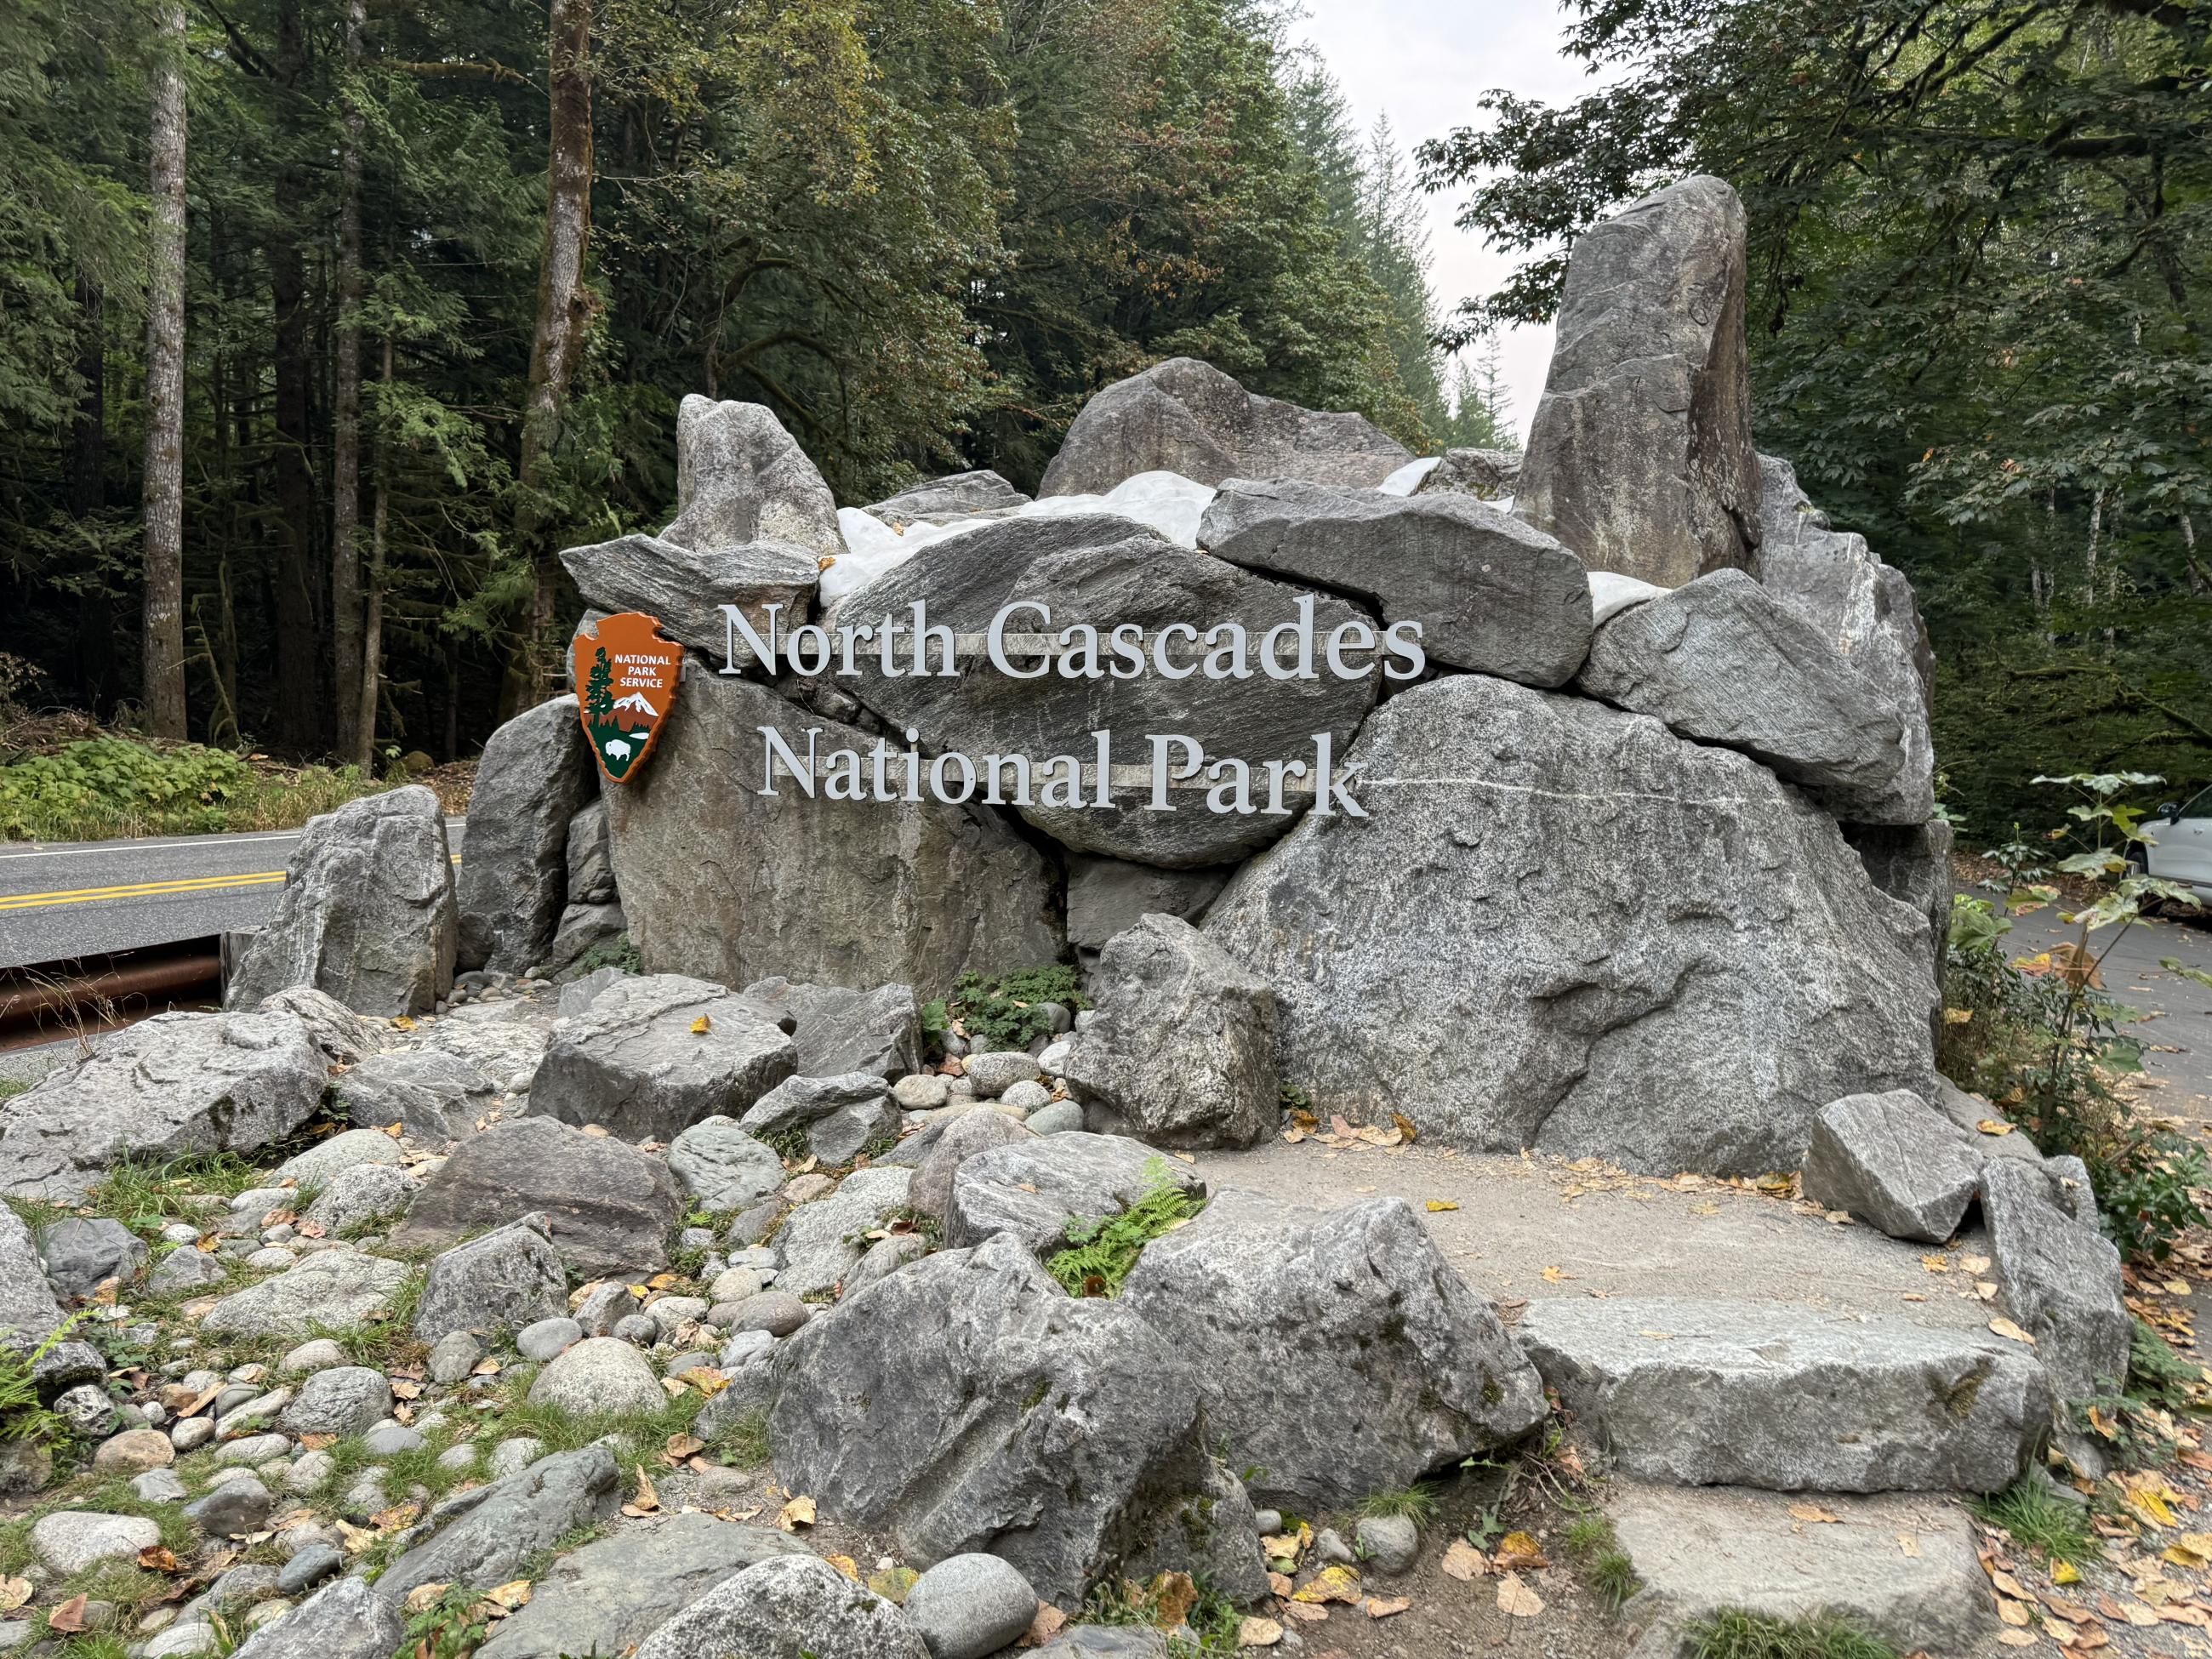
[
  {"x1": 0, "y1": 820, "x2": 465, "y2": 968},
  {"x1": 1973, "y1": 887, "x2": 2212, "y2": 1122}
]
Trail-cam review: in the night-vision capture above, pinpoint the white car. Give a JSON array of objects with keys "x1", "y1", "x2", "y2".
[{"x1": 2139, "y1": 786, "x2": 2212, "y2": 902}]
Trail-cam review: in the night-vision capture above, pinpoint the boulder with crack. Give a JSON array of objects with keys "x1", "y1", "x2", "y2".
[
  {"x1": 738, "y1": 1072, "x2": 897, "y2": 1165},
  {"x1": 1800, "y1": 1090, "x2": 1981, "y2": 1244},
  {"x1": 1039, "y1": 357, "x2": 1410, "y2": 496},
  {"x1": 1059, "y1": 915, "x2": 1276, "y2": 1149},
  {"x1": 733, "y1": 978, "x2": 921, "y2": 1079},
  {"x1": 771, "y1": 1232, "x2": 1268, "y2": 1605},
  {"x1": 0, "y1": 1011, "x2": 328, "y2": 1203},
  {"x1": 660, "y1": 395, "x2": 842, "y2": 565},
  {"x1": 414, "y1": 1216, "x2": 568, "y2": 1341},
  {"x1": 456, "y1": 697, "x2": 593, "y2": 975},
  {"x1": 1517, "y1": 176, "x2": 1760, "y2": 588},
  {"x1": 839, "y1": 513, "x2": 1377, "y2": 867},
  {"x1": 1577, "y1": 571, "x2": 1917, "y2": 823},
  {"x1": 530, "y1": 973, "x2": 797, "y2": 1142},
  {"x1": 948, "y1": 1132, "x2": 1205, "y2": 1252},
  {"x1": 602, "y1": 660, "x2": 1062, "y2": 995},
  {"x1": 1203, "y1": 674, "x2": 1936, "y2": 1174},
  {"x1": 332, "y1": 1048, "x2": 500, "y2": 1143},
  {"x1": 391, "y1": 1117, "x2": 682, "y2": 1277},
  {"x1": 1516, "y1": 1297, "x2": 2050, "y2": 1492},
  {"x1": 1200, "y1": 478, "x2": 1592, "y2": 687},
  {"x1": 225, "y1": 785, "x2": 458, "y2": 1017},
  {"x1": 1121, "y1": 1191, "x2": 1548, "y2": 1508}
]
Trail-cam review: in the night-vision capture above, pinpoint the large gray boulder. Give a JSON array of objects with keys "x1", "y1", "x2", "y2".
[
  {"x1": 1517, "y1": 175, "x2": 1760, "y2": 588},
  {"x1": 1801, "y1": 1091, "x2": 1981, "y2": 1244},
  {"x1": 632, "y1": 1555, "x2": 926, "y2": 1659},
  {"x1": 839, "y1": 514, "x2": 1377, "y2": 868},
  {"x1": 255, "y1": 986, "x2": 386, "y2": 1065},
  {"x1": 477, "y1": 1514, "x2": 810, "y2": 1659},
  {"x1": 1121, "y1": 1191, "x2": 1548, "y2": 1508},
  {"x1": 661, "y1": 395, "x2": 842, "y2": 565},
  {"x1": 414, "y1": 1216, "x2": 568, "y2": 1341},
  {"x1": 865, "y1": 470, "x2": 1030, "y2": 529},
  {"x1": 225, "y1": 785, "x2": 457, "y2": 1016},
  {"x1": 379, "y1": 1447, "x2": 622, "y2": 1601},
  {"x1": 603, "y1": 661, "x2": 1062, "y2": 996},
  {"x1": 1758, "y1": 452, "x2": 1936, "y2": 816},
  {"x1": 0, "y1": 1011, "x2": 328, "y2": 1202},
  {"x1": 1064, "y1": 858, "x2": 1229, "y2": 958},
  {"x1": 531, "y1": 973, "x2": 797, "y2": 1142},
  {"x1": 225, "y1": 1575, "x2": 404, "y2": 1659},
  {"x1": 771, "y1": 1231, "x2": 1267, "y2": 1605},
  {"x1": 1981, "y1": 1160, "x2": 2131, "y2": 1402},
  {"x1": 201, "y1": 1249, "x2": 413, "y2": 1339},
  {"x1": 456, "y1": 698, "x2": 593, "y2": 976},
  {"x1": 1579, "y1": 570, "x2": 1920, "y2": 823},
  {"x1": 947, "y1": 1132, "x2": 1204, "y2": 1253},
  {"x1": 734, "y1": 978, "x2": 921, "y2": 1079},
  {"x1": 1518, "y1": 1297, "x2": 2050, "y2": 1492},
  {"x1": 1200, "y1": 478, "x2": 1593, "y2": 687},
  {"x1": 909, "y1": 1112, "x2": 1037, "y2": 1221},
  {"x1": 1203, "y1": 674, "x2": 1937, "y2": 1175},
  {"x1": 1059, "y1": 915, "x2": 1276, "y2": 1149},
  {"x1": 37, "y1": 1217, "x2": 146, "y2": 1299},
  {"x1": 559, "y1": 534, "x2": 819, "y2": 663},
  {"x1": 390, "y1": 1116, "x2": 682, "y2": 1276},
  {"x1": 1039, "y1": 357, "x2": 1410, "y2": 496}
]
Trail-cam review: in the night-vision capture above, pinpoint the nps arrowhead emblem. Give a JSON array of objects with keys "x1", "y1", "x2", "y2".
[{"x1": 573, "y1": 613, "x2": 684, "y2": 784}]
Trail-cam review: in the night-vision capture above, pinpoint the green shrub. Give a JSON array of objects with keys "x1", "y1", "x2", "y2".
[
  {"x1": 1685, "y1": 1610, "x2": 1898, "y2": 1659},
  {"x1": 944, "y1": 965, "x2": 1088, "y2": 1052},
  {"x1": 0, "y1": 737, "x2": 392, "y2": 841},
  {"x1": 1045, "y1": 1160, "x2": 1203, "y2": 1297}
]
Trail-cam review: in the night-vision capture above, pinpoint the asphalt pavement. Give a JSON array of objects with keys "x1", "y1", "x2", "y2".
[{"x1": 0, "y1": 819, "x2": 465, "y2": 968}]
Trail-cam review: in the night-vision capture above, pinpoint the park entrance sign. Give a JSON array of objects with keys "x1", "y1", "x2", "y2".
[{"x1": 573, "y1": 613, "x2": 683, "y2": 783}]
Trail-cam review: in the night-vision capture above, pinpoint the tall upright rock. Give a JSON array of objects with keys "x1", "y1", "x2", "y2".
[
  {"x1": 456, "y1": 696, "x2": 593, "y2": 975},
  {"x1": 660, "y1": 395, "x2": 842, "y2": 566},
  {"x1": 225, "y1": 786, "x2": 458, "y2": 1017},
  {"x1": 1517, "y1": 175, "x2": 1761, "y2": 588}
]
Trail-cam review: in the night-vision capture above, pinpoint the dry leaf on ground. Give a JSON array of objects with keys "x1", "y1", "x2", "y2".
[
  {"x1": 1495, "y1": 1531, "x2": 1549, "y2": 1569},
  {"x1": 1441, "y1": 1539, "x2": 1485, "y2": 1581},
  {"x1": 1292, "y1": 1565, "x2": 1362, "y2": 1605},
  {"x1": 1497, "y1": 1573, "x2": 1544, "y2": 1617},
  {"x1": 1990, "y1": 1317, "x2": 2038, "y2": 1345},
  {"x1": 1365, "y1": 1597, "x2": 1410, "y2": 1618},
  {"x1": 0, "y1": 1578, "x2": 29, "y2": 1614},
  {"x1": 47, "y1": 1596, "x2": 88, "y2": 1634},
  {"x1": 1237, "y1": 1616, "x2": 1284, "y2": 1648},
  {"x1": 778, "y1": 1494, "x2": 816, "y2": 1531}
]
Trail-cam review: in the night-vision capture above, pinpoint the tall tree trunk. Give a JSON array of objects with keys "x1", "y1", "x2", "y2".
[
  {"x1": 509, "y1": 0, "x2": 595, "y2": 712},
  {"x1": 71, "y1": 277, "x2": 114, "y2": 715},
  {"x1": 356, "y1": 334, "x2": 391, "y2": 766},
  {"x1": 330, "y1": 0, "x2": 367, "y2": 758},
  {"x1": 141, "y1": 2, "x2": 189, "y2": 741},
  {"x1": 270, "y1": 0, "x2": 322, "y2": 754}
]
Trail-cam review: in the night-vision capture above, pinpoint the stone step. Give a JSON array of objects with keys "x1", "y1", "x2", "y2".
[
  {"x1": 1607, "y1": 1481, "x2": 1999, "y2": 1657},
  {"x1": 1517, "y1": 1296, "x2": 2050, "y2": 1493}
]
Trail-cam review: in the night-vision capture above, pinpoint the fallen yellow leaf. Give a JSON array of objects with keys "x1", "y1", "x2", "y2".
[
  {"x1": 778, "y1": 1494, "x2": 816, "y2": 1530},
  {"x1": 1496, "y1": 1531, "x2": 1549, "y2": 1569},
  {"x1": 2053, "y1": 1559, "x2": 2080, "y2": 1585},
  {"x1": 1978, "y1": 1119, "x2": 2016, "y2": 1136},
  {"x1": 691, "y1": 1014, "x2": 712, "y2": 1035},
  {"x1": 1897, "y1": 1533, "x2": 1920, "y2": 1558},
  {"x1": 1990, "y1": 1317, "x2": 2038, "y2": 1345},
  {"x1": 1995, "y1": 1630, "x2": 2039, "y2": 1647},
  {"x1": 1441, "y1": 1538, "x2": 1486, "y2": 1581},
  {"x1": 1237, "y1": 1616, "x2": 1284, "y2": 1648},
  {"x1": 1789, "y1": 1503, "x2": 1840, "y2": 1525},
  {"x1": 482, "y1": 1581, "x2": 532, "y2": 1611},
  {"x1": 1365, "y1": 1597, "x2": 1410, "y2": 1618},
  {"x1": 1292, "y1": 1565, "x2": 1362, "y2": 1605},
  {"x1": 0, "y1": 1576, "x2": 31, "y2": 1613},
  {"x1": 1922, "y1": 1256, "x2": 1951, "y2": 1274},
  {"x1": 1426, "y1": 1200, "x2": 1459, "y2": 1212},
  {"x1": 402, "y1": 1583, "x2": 450, "y2": 1615},
  {"x1": 824, "y1": 1554, "x2": 859, "y2": 1582},
  {"x1": 1541, "y1": 1266, "x2": 1571, "y2": 1283}
]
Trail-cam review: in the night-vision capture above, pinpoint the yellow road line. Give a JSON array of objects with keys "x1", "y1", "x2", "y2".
[{"x1": 0, "y1": 854, "x2": 460, "y2": 915}]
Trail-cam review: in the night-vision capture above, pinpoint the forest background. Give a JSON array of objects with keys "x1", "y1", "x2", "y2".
[{"x1": 0, "y1": 0, "x2": 2203, "y2": 840}]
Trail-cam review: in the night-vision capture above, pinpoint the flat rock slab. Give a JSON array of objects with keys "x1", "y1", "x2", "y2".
[
  {"x1": 201, "y1": 1250, "x2": 414, "y2": 1339},
  {"x1": 531, "y1": 973, "x2": 797, "y2": 1143},
  {"x1": 1518, "y1": 1296, "x2": 2049, "y2": 1493},
  {"x1": 1609, "y1": 1482, "x2": 1996, "y2": 1656},
  {"x1": 477, "y1": 1514, "x2": 809, "y2": 1659}
]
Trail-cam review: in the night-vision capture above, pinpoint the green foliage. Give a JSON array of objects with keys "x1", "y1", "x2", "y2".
[
  {"x1": 1974, "y1": 1472, "x2": 2095, "y2": 1566},
  {"x1": 1356, "y1": 1483, "x2": 1439, "y2": 1524},
  {"x1": 2128, "y1": 1318, "x2": 2211, "y2": 1419},
  {"x1": 575, "y1": 935, "x2": 642, "y2": 977},
  {"x1": 1685, "y1": 1611, "x2": 1900, "y2": 1659},
  {"x1": 1559, "y1": 1508, "x2": 1639, "y2": 1611},
  {"x1": 0, "y1": 1080, "x2": 25, "y2": 1103},
  {"x1": 945, "y1": 965, "x2": 1089, "y2": 1053},
  {"x1": 86, "y1": 1154, "x2": 266, "y2": 1234},
  {"x1": 706, "y1": 1409, "x2": 771, "y2": 1469},
  {"x1": 1941, "y1": 777, "x2": 2208, "y2": 1263},
  {"x1": 0, "y1": 1314, "x2": 85, "y2": 1451},
  {"x1": 1081, "y1": 1574, "x2": 1246, "y2": 1655},
  {"x1": 0, "y1": 739, "x2": 391, "y2": 842},
  {"x1": 1045, "y1": 1160, "x2": 1206, "y2": 1297},
  {"x1": 1417, "y1": 0, "x2": 2211, "y2": 838},
  {"x1": 391, "y1": 1585, "x2": 490, "y2": 1659}
]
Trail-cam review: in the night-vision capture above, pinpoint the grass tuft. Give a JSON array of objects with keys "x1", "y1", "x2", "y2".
[
  {"x1": 1356, "y1": 1482, "x2": 1440, "y2": 1525},
  {"x1": 1685, "y1": 1609, "x2": 1900, "y2": 1659},
  {"x1": 1974, "y1": 1471, "x2": 2095, "y2": 1565}
]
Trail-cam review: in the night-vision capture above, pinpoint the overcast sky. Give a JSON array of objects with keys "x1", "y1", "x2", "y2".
[{"x1": 1293, "y1": 0, "x2": 1591, "y2": 443}]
